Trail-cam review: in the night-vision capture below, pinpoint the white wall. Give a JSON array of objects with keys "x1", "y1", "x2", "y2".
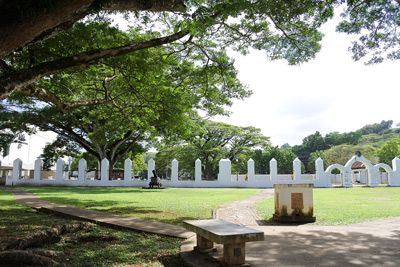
[{"x1": 5, "y1": 156, "x2": 400, "y2": 188}]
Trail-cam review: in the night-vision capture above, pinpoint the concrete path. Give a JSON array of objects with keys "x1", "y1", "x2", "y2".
[
  {"x1": 2, "y1": 187, "x2": 193, "y2": 239},
  {"x1": 183, "y1": 188, "x2": 400, "y2": 267},
  {"x1": 213, "y1": 189, "x2": 274, "y2": 226}
]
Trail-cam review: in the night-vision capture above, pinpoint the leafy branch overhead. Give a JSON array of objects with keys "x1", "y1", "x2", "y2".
[
  {"x1": 0, "y1": 29, "x2": 249, "y2": 176},
  {"x1": 0, "y1": 0, "x2": 371, "y2": 102},
  {"x1": 1, "y1": 0, "x2": 399, "y2": 174}
]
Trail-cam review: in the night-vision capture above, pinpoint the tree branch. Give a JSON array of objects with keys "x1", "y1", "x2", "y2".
[
  {"x1": 111, "y1": 133, "x2": 142, "y2": 164},
  {"x1": 15, "y1": 86, "x2": 116, "y2": 113},
  {"x1": 0, "y1": 30, "x2": 188, "y2": 100},
  {"x1": 0, "y1": 0, "x2": 186, "y2": 58}
]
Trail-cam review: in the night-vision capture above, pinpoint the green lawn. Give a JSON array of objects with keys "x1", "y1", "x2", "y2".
[
  {"x1": 18, "y1": 187, "x2": 262, "y2": 225},
  {"x1": 0, "y1": 189, "x2": 185, "y2": 267},
  {"x1": 1, "y1": 187, "x2": 261, "y2": 266},
  {"x1": 3, "y1": 186, "x2": 400, "y2": 266},
  {"x1": 255, "y1": 187, "x2": 400, "y2": 225}
]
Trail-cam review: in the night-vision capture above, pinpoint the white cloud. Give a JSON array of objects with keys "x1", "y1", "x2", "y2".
[{"x1": 215, "y1": 16, "x2": 400, "y2": 147}]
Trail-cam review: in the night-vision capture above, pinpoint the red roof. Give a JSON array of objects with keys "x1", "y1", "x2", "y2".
[{"x1": 351, "y1": 162, "x2": 376, "y2": 169}]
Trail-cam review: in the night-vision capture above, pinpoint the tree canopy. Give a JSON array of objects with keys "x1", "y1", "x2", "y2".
[
  {"x1": 253, "y1": 146, "x2": 297, "y2": 174},
  {"x1": 337, "y1": 0, "x2": 400, "y2": 64},
  {"x1": 0, "y1": 22, "x2": 249, "y2": 176},
  {"x1": 156, "y1": 120, "x2": 270, "y2": 179},
  {"x1": 377, "y1": 138, "x2": 400, "y2": 167},
  {"x1": 2, "y1": 0, "x2": 399, "y2": 103}
]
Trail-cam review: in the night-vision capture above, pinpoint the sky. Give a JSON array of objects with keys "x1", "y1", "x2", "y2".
[
  {"x1": 1, "y1": 132, "x2": 58, "y2": 168},
  {"x1": 214, "y1": 16, "x2": 400, "y2": 147}
]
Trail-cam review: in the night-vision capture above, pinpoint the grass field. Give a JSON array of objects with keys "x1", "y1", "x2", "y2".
[
  {"x1": 2, "y1": 186, "x2": 400, "y2": 266},
  {"x1": 1, "y1": 187, "x2": 261, "y2": 266},
  {"x1": 17, "y1": 187, "x2": 262, "y2": 225},
  {"x1": 255, "y1": 187, "x2": 400, "y2": 225}
]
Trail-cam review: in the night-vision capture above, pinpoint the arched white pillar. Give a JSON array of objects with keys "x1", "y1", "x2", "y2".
[
  {"x1": 12, "y1": 158, "x2": 22, "y2": 181},
  {"x1": 391, "y1": 157, "x2": 400, "y2": 186},
  {"x1": 247, "y1": 158, "x2": 255, "y2": 181},
  {"x1": 374, "y1": 163, "x2": 393, "y2": 185},
  {"x1": 219, "y1": 159, "x2": 231, "y2": 185},
  {"x1": 345, "y1": 155, "x2": 378, "y2": 187},
  {"x1": 56, "y1": 159, "x2": 64, "y2": 181},
  {"x1": 148, "y1": 158, "x2": 155, "y2": 180},
  {"x1": 171, "y1": 159, "x2": 178, "y2": 182},
  {"x1": 124, "y1": 158, "x2": 132, "y2": 181},
  {"x1": 293, "y1": 158, "x2": 301, "y2": 181},
  {"x1": 270, "y1": 158, "x2": 277, "y2": 181},
  {"x1": 195, "y1": 158, "x2": 202, "y2": 183},
  {"x1": 78, "y1": 158, "x2": 87, "y2": 181},
  {"x1": 34, "y1": 158, "x2": 42, "y2": 181},
  {"x1": 101, "y1": 158, "x2": 109, "y2": 181}
]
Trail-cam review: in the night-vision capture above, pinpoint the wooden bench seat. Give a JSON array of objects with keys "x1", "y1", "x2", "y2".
[{"x1": 182, "y1": 219, "x2": 264, "y2": 266}]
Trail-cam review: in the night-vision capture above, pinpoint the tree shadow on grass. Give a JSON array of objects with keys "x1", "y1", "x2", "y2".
[
  {"x1": 18, "y1": 186, "x2": 150, "y2": 195},
  {"x1": 159, "y1": 253, "x2": 190, "y2": 267},
  {"x1": 9, "y1": 187, "x2": 211, "y2": 225},
  {"x1": 32, "y1": 196, "x2": 202, "y2": 226}
]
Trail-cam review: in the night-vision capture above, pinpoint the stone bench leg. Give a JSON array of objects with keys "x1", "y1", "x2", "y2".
[
  {"x1": 196, "y1": 234, "x2": 213, "y2": 250},
  {"x1": 223, "y1": 242, "x2": 246, "y2": 266}
]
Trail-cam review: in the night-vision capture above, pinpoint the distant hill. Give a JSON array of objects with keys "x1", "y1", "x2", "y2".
[{"x1": 291, "y1": 120, "x2": 400, "y2": 170}]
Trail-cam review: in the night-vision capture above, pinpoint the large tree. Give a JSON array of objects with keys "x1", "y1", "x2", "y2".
[
  {"x1": 1, "y1": 23, "x2": 249, "y2": 177},
  {"x1": 4, "y1": 0, "x2": 391, "y2": 102},
  {"x1": 0, "y1": 0, "x2": 185, "y2": 59}
]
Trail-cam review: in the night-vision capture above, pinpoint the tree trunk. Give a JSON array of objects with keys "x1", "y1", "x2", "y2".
[
  {"x1": 0, "y1": 0, "x2": 185, "y2": 58},
  {"x1": 108, "y1": 158, "x2": 116, "y2": 180},
  {"x1": 2, "y1": 222, "x2": 93, "y2": 251},
  {"x1": 0, "y1": 250, "x2": 59, "y2": 267},
  {"x1": 0, "y1": 222, "x2": 121, "y2": 267}
]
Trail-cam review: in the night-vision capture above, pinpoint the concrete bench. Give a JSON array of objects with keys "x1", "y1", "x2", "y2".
[{"x1": 182, "y1": 219, "x2": 264, "y2": 266}]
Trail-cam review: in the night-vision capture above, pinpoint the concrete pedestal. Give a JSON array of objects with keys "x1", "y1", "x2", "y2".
[{"x1": 273, "y1": 183, "x2": 316, "y2": 222}]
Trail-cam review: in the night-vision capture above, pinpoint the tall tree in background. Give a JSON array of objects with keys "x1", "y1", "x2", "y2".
[
  {"x1": 307, "y1": 150, "x2": 329, "y2": 173},
  {"x1": 324, "y1": 144, "x2": 377, "y2": 166},
  {"x1": 377, "y1": 138, "x2": 400, "y2": 167},
  {"x1": 156, "y1": 120, "x2": 270, "y2": 179},
  {"x1": 324, "y1": 131, "x2": 362, "y2": 146},
  {"x1": 358, "y1": 120, "x2": 393, "y2": 135},
  {"x1": 253, "y1": 146, "x2": 297, "y2": 174},
  {"x1": 292, "y1": 131, "x2": 328, "y2": 171}
]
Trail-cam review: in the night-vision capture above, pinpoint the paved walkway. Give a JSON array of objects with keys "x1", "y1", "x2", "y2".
[
  {"x1": 183, "y1": 189, "x2": 400, "y2": 267},
  {"x1": 213, "y1": 189, "x2": 274, "y2": 226},
  {"x1": 3, "y1": 187, "x2": 400, "y2": 266}
]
